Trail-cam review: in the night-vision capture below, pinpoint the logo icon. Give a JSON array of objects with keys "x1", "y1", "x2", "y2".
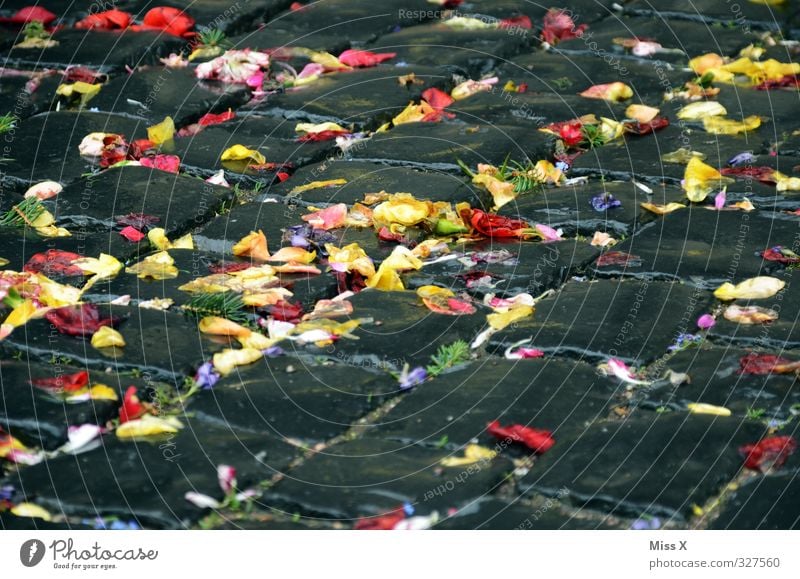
[{"x1": 20, "y1": 539, "x2": 46, "y2": 567}]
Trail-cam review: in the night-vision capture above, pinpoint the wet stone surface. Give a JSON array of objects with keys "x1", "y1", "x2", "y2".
[
  {"x1": 262, "y1": 437, "x2": 514, "y2": 520},
  {"x1": 366, "y1": 358, "x2": 620, "y2": 449},
  {"x1": 521, "y1": 414, "x2": 765, "y2": 521},
  {"x1": 2, "y1": 0, "x2": 799, "y2": 530},
  {"x1": 5, "y1": 421, "x2": 298, "y2": 528},
  {"x1": 487, "y1": 280, "x2": 713, "y2": 364}
]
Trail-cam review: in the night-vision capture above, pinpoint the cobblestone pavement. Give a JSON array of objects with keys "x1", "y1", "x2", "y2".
[{"x1": 1, "y1": 1, "x2": 799, "y2": 530}]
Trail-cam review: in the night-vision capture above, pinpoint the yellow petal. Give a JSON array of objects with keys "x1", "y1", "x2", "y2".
[
  {"x1": 713, "y1": 276, "x2": 785, "y2": 301},
  {"x1": 391, "y1": 101, "x2": 435, "y2": 126},
  {"x1": 126, "y1": 251, "x2": 178, "y2": 280},
  {"x1": 702, "y1": 115, "x2": 761, "y2": 135},
  {"x1": 91, "y1": 326, "x2": 125, "y2": 348},
  {"x1": 472, "y1": 173, "x2": 517, "y2": 210},
  {"x1": 147, "y1": 116, "x2": 175, "y2": 145},
  {"x1": 116, "y1": 415, "x2": 182, "y2": 438},
  {"x1": 4, "y1": 299, "x2": 37, "y2": 327},
  {"x1": 579, "y1": 82, "x2": 633, "y2": 102},
  {"x1": 440, "y1": 444, "x2": 497, "y2": 467},
  {"x1": 290, "y1": 179, "x2": 347, "y2": 194},
  {"x1": 487, "y1": 305, "x2": 534, "y2": 330},
  {"x1": 220, "y1": 144, "x2": 266, "y2": 164},
  {"x1": 212, "y1": 347, "x2": 263, "y2": 375},
  {"x1": 232, "y1": 230, "x2": 270, "y2": 261},
  {"x1": 198, "y1": 316, "x2": 252, "y2": 338},
  {"x1": 295, "y1": 122, "x2": 347, "y2": 134},
  {"x1": 72, "y1": 253, "x2": 122, "y2": 279},
  {"x1": 86, "y1": 384, "x2": 119, "y2": 401},
  {"x1": 10, "y1": 503, "x2": 52, "y2": 521},
  {"x1": 373, "y1": 194, "x2": 432, "y2": 226},
  {"x1": 687, "y1": 402, "x2": 731, "y2": 416},
  {"x1": 625, "y1": 104, "x2": 660, "y2": 123},
  {"x1": 677, "y1": 101, "x2": 727, "y2": 120},
  {"x1": 56, "y1": 81, "x2": 102, "y2": 105},
  {"x1": 683, "y1": 157, "x2": 729, "y2": 202},
  {"x1": 171, "y1": 233, "x2": 194, "y2": 249},
  {"x1": 640, "y1": 202, "x2": 687, "y2": 215},
  {"x1": 147, "y1": 227, "x2": 172, "y2": 250},
  {"x1": 268, "y1": 246, "x2": 317, "y2": 264}
]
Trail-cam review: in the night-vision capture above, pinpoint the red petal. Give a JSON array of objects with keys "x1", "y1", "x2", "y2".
[
  {"x1": 499, "y1": 15, "x2": 532, "y2": 29},
  {"x1": 297, "y1": 130, "x2": 350, "y2": 142},
  {"x1": 119, "y1": 226, "x2": 145, "y2": 243},
  {"x1": 31, "y1": 370, "x2": 90, "y2": 392},
  {"x1": 139, "y1": 154, "x2": 180, "y2": 173},
  {"x1": 119, "y1": 386, "x2": 146, "y2": 423},
  {"x1": 338, "y1": 49, "x2": 396, "y2": 68},
  {"x1": 596, "y1": 251, "x2": 643, "y2": 267},
  {"x1": 75, "y1": 10, "x2": 132, "y2": 30},
  {"x1": 198, "y1": 110, "x2": 236, "y2": 126},
  {"x1": 541, "y1": 9, "x2": 587, "y2": 45},
  {"x1": 487, "y1": 420, "x2": 555, "y2": 453},
  {"x1": 354, "y1": 507, "x2": 406, "y2": 530},
  {"x1": 45, "y1": 304, "x2": 119, "y2": 337},
  {"x1": 0, "y1": 6, "x2": 56, "y2": 25},
  {"x1": 737, "y1": 353, "x2": 793, "y2": 375},
  {"x1": 139, "y1": 6, "x2": 195, "y2": 37},
  {"x1": 23, "y1": 249, "x2": 84, "y2": 277},
  {"x1": 739, "y1": 436, "x2": 797, "y2": 471},
  {"x1": 421, "y1": 88, "x2": 454, "y2": 111}
]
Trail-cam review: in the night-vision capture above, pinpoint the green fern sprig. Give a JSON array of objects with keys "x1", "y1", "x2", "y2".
[
  {"x1": 182, "y1": 292, "x2": 249, "y2": 323},
  {"x1": 427, "y1": 340, "x2": 470, "y2": 376}
]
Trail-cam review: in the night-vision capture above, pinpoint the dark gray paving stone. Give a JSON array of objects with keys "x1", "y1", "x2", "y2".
[
  {"x1": 0, "y1": 512, "x2": 93, "y2": 530},
  {"x1": 555, "y1": 16, "x2": 754, "y2": 64},
  {"x1": 520, "y1": 413, "x2": 765, "y2": 520},
  {"x1": 2, "y1": 29, "x2": 186, "y2": 73},
  {"x1": 622, "y1": 0, "x2": 792, "y2": 30},
  {"x1": 310, "y1": 289, "x2": 489, "y2": 372},
  {"x1": 487, "y1": 280, "x2": 714, "y2": 364},
  {"x1": 498, "y1": 180, "x2": 687, "y2": 238},
  {"x1": 75, "y1": 66, "x2": 250, "y2": 127},
  {"x1": 498, "y1": 52, "x2": 688, "y2": 103},
  {"x1": 193, "y1": 200, "x2": 306, "y2": 256},
  {"x1": 248, "y1": 65, "x2": 451, "y2": 130},
  {"x1": 590, "y1": 208, "x2": 790, "y2": 287},
  {"x1": 366, "y1": 358, "x2": 620, "y2": 448},
  {"x1": 405, "y1": 240, "x2": 600, "y2": 300},
  {"x1": 367, "y1": 23, "x2": 531, "y2": 76},
  {"x1": 351, "y1": 120, "x2": 555, "y2": 171},
  {"x1": 0, "y1": 361, "x2": 119, "y2": 450},
  {"x1": 2, "y1": 305, "x2": 228, "y2": 382},
  {"x1": 173, "y1": 115, "x2": 332, "y2": 182},
  {"x1": 262, "y1": 437, "x2": 514, "y2": 520},
  {"x1": 569, "y1": 125, "x2": 768, "y2": 185},
  {"x1": 433, "y1": 497, "x2": 621, "y2": 529},
  {"x1": 5, "y1": 421, "x2": 298, "y2": 529},
  {"x1": 0, "y1": 73, "x2": 40, "y2": 120},
  {"x1": 637, "y1": 345, "x2": 800, "y2": 420},
  {"x1": 0, "y1": 111, "x2": 148, "y2": 190},
  {"x1": 267, "y1": 160, "x2": 479, "y2": 205},
  {"x1": 710, "y1": 472, "x2": 800, "y2": 529},
  {"x1": 47, "y1": 165, "x2": 234, "y2": 261},
  {"x1": 189, "y1": 355, "x2": 396, "y2": 443},
  {"x1": 708, "y1": 269, "x2": 800, "y2": 351}
]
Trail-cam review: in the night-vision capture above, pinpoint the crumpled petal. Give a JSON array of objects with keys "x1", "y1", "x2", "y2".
[{"x1": 714, "y1": 276, "x2": 785, "y2": 301}]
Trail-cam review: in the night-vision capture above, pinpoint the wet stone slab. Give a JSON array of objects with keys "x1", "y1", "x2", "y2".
[
  {"x1": 188, "y1": 355, "x2": 397, "y2": 443},
  {"x1": 710, "y1": 472, "x2": 800, "y2": 530},
  {"x1": 497, "y1": 180, "x2": 687, "y2": 238},
  {"x1": 635, "y1": 345, "x2": 800, "y2": 420},
  {"x1": 5, "y1": 421, "x2": 299, "y2": 529},
  {"x1": 405, "y1": 240, "x2": 599, "y2": 300},
  {"x1": 308, "y1": 289, "x2": 489, "y2": 373},
  {"x1": 48, "y1": 165, "x2": 234, "y2": 260},
  {"x1": 262, "y1": 437, "x2": 514, "y2": 520},
  {"x1": 73, "y1": 67, "x2": 251, "y2": 127},
  {"x1": 367, "y1": 24, "x2": 532, "y2": 76},
  {"x1": 486, "y1": 280, "x2": 713, "y2": 364},
  {"x1": 520, "y1": 414, "x2": 765, "y2": 521},
  {"x1": 0, "y1": 111, "x2": 148, "y2": 190},
  {"x1": 590, "y1": 208, "x2": 789, "y2": 287},
  {"x1": 2, "y1": 29, "x2": 186, "y2": 73},
  {"x1": 1, "y1": 305, "x2": 229, "y2": 382},
  {"x1": 569, "y1": 125, "x2": 766, "y2": 185},
  {"x1": 0, "y1": 361, "x2": 120, "y2": 451},
  {"x1": 249, "y1": 66, "x2": 451, "y2": 130},
  {"x1": 555, "y1": 16, "x2": 754, "y2": 65},
  {"x1": 622, "y1": 0, "x2": 793, "y2": 30},
  {"x1": 433, "y1": 497, "x2": 621, "y2": 530},
  {"x1": 173, "y1": 115, "x2": 333, "y2": 182},
  {"x1": 351, "y1": 120, "x2": 555, "y2": 171},
  {"x1": 708, "y1": 269, "x2": 800, "y2": 351},
  {"x1": 267, "y1": 160, "x2": 479, "y2": 205},
  {"x1": 365, "y1": 358, "x2": 620, "y2": 449}
]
